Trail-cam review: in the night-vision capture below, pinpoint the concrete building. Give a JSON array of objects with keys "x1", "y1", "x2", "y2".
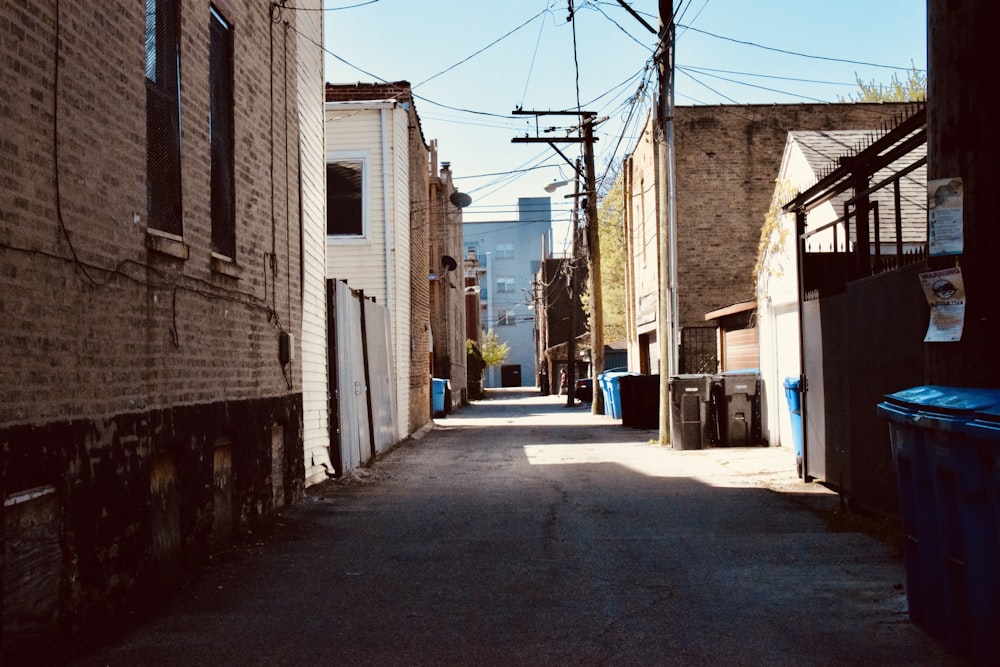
[{"x1": 464, "y1": 198, "x2": 554, "y2": 388}]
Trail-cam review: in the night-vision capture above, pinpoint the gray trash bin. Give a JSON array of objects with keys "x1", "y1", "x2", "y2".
[
  {"x1": 714, "y1": 370, "x2": 761, "y2": 446},
  {"x1": 668, "y1": 374, "x2": 713, "y2": 450}
]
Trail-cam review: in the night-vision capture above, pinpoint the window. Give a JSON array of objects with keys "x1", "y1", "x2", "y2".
[
  {"x1": 209, "y1": 7, "x2": 235, "y2": 258},
  {"x1": 497, "y1": 309, "x2": 516, "y2": 326},
  {"x1": 495, "y1": 243, "x2": 514, "y2": 259},
  {"x1": 497, "y1": 277, "x2": 515, "y2": 293},
  {"x1": 145, "y1": 0, "x2": 183, "y2": 236},
  {"x1": 327, "y1": 156, "x2": 367, "y2": 237}
]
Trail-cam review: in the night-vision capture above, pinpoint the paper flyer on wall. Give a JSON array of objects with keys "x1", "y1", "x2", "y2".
[
  {"x1": 928, "y1": 178, "x2": 964, "y2": 256},
  {"x1": 919, "y1": 266, "x2": 965, "y2": 342}
]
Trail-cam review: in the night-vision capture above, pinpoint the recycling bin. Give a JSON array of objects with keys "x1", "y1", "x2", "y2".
[
  {"x1": 619, "y1": 374, "x2": 660, "y2": 430},
  {"x1": 668, "y1": 374, "x2": 713, "y2": 451},
  {"x1": 714, "y1": 370, "x2": 761, "y2": 446},
  {"x1": 432, "y1": 378, "x2": 447, "y2": 417},
  {"x1": 783, "y1": 377, "x2": 804, "y2": 478},
  {"x1": 600, "y1": 371, "x2": 635, "y2": 420},
  {"x1": 877, "y1": 389, "x2": 948, "y2": 637},
  {"x1": 878, "y1": 385, "x2": 1000, "y2": 658},
  {"x1": 957, "y1": 400, "x2": 1000, "y2": 663}
]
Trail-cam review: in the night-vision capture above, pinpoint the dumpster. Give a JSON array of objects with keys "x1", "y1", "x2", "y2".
[
  {"x1": 878, "y1": 386, "x2": 1000, "y2": 658},
  {"x1": 620, "y1": 374, "x2": 660, "y2": 430},
  {"x1": 668, "y1": 374, "x2": 713, "y2": 450},
  {"x1": 714, "y1": 370, "x2": 761, "y2": 446},
  {"x1": 432, "y1": 378, "x2": 447, "y2": 417},
  {"x1": 783, "y1": 377, "x2": 804, "y2": 478}
]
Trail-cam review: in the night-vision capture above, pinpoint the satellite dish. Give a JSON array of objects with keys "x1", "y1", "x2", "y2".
[
  {"x1": 441, "y1": 255, "x2": 458, "y2": 272},
  {"x1": 449, "y1": 191, "x2": 472, "y2": 208}
]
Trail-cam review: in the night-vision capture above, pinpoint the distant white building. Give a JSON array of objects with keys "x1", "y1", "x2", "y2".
[{"x1": 464, "y1": 198, "x2": 554, "y2": 388}]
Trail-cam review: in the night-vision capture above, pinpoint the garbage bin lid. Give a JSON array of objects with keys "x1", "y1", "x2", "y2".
[{"x1": 883, "y1": 385, "x2": 1000, "y2": 416}]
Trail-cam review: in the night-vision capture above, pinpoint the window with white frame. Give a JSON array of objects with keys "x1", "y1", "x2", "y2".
[
  {"x1": 496, "y1": 277, "x2": 515, "y2": 293},
  {"x1": 495, "y1": 243, "x2": 514, "y2": 259},
  {"x1": 327, "y1": 153, "x2": 368, "y2": 238}
]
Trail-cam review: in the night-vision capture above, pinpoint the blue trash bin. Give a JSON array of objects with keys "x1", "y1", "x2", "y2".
[
  {"x1": 957, "y1": 400, "x2": 1000, "y2": 663},
  {"x1": 600, "y1": 371, "x2": 635, "y2": 420},
  {"x1": 783, "y1": 377, "x2": 803, "y2": 478},
  {"x1": 878, "y1": 385, "x2": 1000, "y2": 655},
  {"x1": 432, "y1": 378, "x2": 447, "y2": 417}
]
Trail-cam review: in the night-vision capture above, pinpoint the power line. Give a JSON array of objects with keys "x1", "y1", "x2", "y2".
[{"x1": 678, "y1": 23, "x2": 926, "y2": 72}]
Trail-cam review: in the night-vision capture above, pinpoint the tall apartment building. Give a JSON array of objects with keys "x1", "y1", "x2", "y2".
[{"x1": 463, "y1": 198, "x2": 553, "y2": 388}]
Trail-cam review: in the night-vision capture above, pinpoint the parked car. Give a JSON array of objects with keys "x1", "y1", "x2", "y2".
[{"x1": 575, "y1": 377, "x2": 593, "y2": 402}]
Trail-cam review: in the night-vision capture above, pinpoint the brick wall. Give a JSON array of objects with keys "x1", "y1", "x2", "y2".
[
  {"x1": 672, "y1": 103, "x2": 921, "y2": 328},
  {"x1": 407, "y1": 109, "x2": 431, "y2": 431},
  {"x1": 1, "y1": 1, "x2": 310, "y2": 654}
]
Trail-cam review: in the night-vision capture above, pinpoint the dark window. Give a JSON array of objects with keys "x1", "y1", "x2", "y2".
[
  {"x1": 145, "y1": 0, "x2": 183, "y2": 236},
  {"x1": 327, "y1": 160, "x2": 364, "y2": 236},
  {"x1": 210, "y1": 7, "x2": 235, "y2": 257}
]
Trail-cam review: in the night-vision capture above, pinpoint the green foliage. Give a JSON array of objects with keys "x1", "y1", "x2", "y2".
[
  {"x1": 754, "y1": 179, "x2": 797, "y2": 297},
  {"x1": 466, "y1": 339, "x2": 486, "y2": 399},
  {"x1": 479, "y1": 330, "x2": 510, "y2": 368},
  {"x1": 597, "y1": 176, "x2": 627, "y2": 344},
  {"x1": 839, "y1": 64, "x2": 926, "y2": 102}
]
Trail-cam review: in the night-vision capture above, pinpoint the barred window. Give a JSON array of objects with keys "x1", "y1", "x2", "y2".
[{"x1": 145, "y1": 0, "x2": 183, "y2": 236}]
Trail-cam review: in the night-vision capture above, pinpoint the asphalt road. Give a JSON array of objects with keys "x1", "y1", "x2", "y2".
[{"x1": 69, "y1": 389, "x2": 962, "y2": 666}]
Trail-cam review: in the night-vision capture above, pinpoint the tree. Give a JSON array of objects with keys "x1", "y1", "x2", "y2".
[
  {"x1": 466, "y1": 339, "x2": 487, "y2": 399},
  {"x1": 596, "y1": 176, "x2": 627, "y2": 345},
  {"x1": 839, "y1": 63, "x2": 926, "y2": 102},
  {"x1": 480, "y1": 329, "x2": 510, "y2": 369}
]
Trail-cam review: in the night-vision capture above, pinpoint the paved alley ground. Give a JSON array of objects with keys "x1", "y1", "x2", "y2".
[{"x1": 70, "y1": 389, "x2": 962, "y2": 666}]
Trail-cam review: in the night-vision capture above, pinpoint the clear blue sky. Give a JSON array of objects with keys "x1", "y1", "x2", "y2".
[{"x1": 322, "y1": 0, "x2": 927, "y2": 249}]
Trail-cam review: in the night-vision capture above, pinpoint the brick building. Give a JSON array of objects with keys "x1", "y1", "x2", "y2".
[
  {"x1": 428, "y1": 156, "x2": 470, "y2": 408},
  {"x1": 1, "y1": 1, "x2": 322, "y2": 656},
  {"x1": 622, "y1": 103, "x2": 920, "y2": 377}
]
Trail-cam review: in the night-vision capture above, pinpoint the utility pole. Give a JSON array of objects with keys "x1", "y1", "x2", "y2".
[
  {"x1": 512, "y1": 111, "x2": 605, "y2": 414},
  {"x1": 656, "y1": 0, "x2": 676, "y2": 445},
  {"x1": 612, "y1": 0, "x2": 674, "y2": 441},
  {"x1": 566, "y1": 165, "x2": 581, "y2": 407},
  {"x1": 582, "y1": 116, "x2": 604, "y2": 415}
]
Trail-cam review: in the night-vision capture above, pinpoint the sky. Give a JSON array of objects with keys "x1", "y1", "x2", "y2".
[{"x1": 321, "y1": 0, "x2": 927, "y2": 253}]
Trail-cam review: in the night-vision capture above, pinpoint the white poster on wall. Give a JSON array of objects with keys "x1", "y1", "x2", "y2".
[
  {"x1": 919, "y1": 266, "x2": 965, "y2": 342},
  {"x1": 928, "y1": 178, "x2": 964, "y2": 256}
]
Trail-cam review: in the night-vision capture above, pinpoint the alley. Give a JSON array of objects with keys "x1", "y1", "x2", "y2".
[{"x1": 71, "y1": 390, "x2": 960, "y2": 666}]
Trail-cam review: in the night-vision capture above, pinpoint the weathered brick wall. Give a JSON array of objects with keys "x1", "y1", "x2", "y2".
[
  {"x1": 673, "y1": 103, "x2": 921, "y2": 328},
  {"x1": 1, "y1": 1, "x2": 309, "y2": 654},
  {"x1": 407, "y1": 111, "x2": 431, "y2": 431}
]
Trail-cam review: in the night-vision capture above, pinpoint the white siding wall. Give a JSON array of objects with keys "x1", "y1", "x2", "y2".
[
  {"x1": 326, "y1": 106, "x2": 389, "y2": 299},
  {"x1": 326, "y1": 103, "x2": 414, "y2": 442},
  {"x1": 389, "y1": 108, "x2": 411, "y2": 440},
  {"x1": 297, "y1": 2, "x2": 330, "y2": 487}
]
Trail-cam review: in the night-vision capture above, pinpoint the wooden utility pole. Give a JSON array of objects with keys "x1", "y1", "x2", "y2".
[
  {"x1": 566, "y1": 167, "x2": 580, "y2": 407},
  {"x1": 656, "y1": 1, "x2": 676, "y2": 444},
  {"x1": 925, "y1": 0, "x2": 1000, "y2": 386},
  {"x1": 613, "y1": 0, "x2": 674, "y2": 439},
  {"x1": 512, "y1": 111, "x2": 605, "y2": 413},
  {"x1": 582, "y1": 116, "x2": 604, "y2": 415}
]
